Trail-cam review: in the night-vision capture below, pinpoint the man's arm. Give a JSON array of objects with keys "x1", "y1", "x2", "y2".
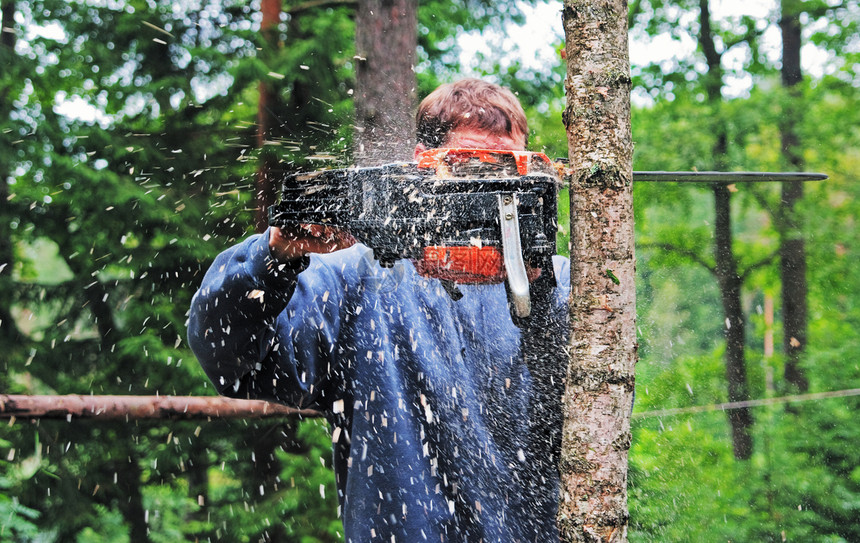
[
  {"x1": 187, "y1": 228, "x2": 351, "y2": 409},
  {"x1": 268, "y1": 224, "x2": 355, "y2": 262}
]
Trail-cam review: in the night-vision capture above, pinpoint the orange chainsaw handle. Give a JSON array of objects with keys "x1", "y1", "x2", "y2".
[
  {"x1": 414, "y1": 246, "x2": 505, "y2": 284},
  {"x1": 416, "y1": 148, "x2": 553, "y2": 177}
]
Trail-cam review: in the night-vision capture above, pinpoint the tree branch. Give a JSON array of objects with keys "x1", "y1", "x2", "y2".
[
  {"x1": 723, "y1": 25, "x2": 765, "y2": 52},
  {"x1": 745, "y1": 183, "x2": 779, "y2": 221},
  {"x1": 638, "y1": 241, "x2": 716, "y2": 274},
  {"x1": 739, "y1": 248, "x2": 780, "y2": 282},
  {"x1": 0, "y1": 394, "x2": 322, "y2": 420}
]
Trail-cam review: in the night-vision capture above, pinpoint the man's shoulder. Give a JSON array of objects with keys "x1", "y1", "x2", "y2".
[
  {"x1": 309, "y1": 243, "x2": 376, "y2": 273},
  {"x1": 303, "y1": 243, "x2": 402, "y2": 290},
  {"x1": 552, "y1": 255, "x2": 570, "y2": 288}
]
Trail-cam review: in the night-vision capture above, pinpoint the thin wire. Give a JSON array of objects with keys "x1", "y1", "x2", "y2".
[{"x1": 633, "y1": 388, "x2": 860, "y2": 419}]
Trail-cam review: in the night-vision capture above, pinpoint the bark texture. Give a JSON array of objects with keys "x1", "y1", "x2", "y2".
[
  {"x1": 354, "y1": 0, "x2": 417, "y2": 165},
  {"x1": 698, "y1": 0, "x2": 754, "y2": 460},
  {"x1": 778, "y1": 0, "x2": 809, "y2": 392},
  {"x1": 254, "y1": 0, "x2": 281, "y2": 231},
  {"x1": 0, "y1": 0, "x2": 22, "y2": 346},
  {"x1": 0, "y1": 394, "x2": 320, "y2": 420},
  {"x1": 560, "y1": 1, "x2": 635, "y2": 541},
  {"x1": 713, "y1": 184, "x2": 754, "y2": 458},
  {"x1": 114, "y1": 439, "x2": 150, "y2": 543}
]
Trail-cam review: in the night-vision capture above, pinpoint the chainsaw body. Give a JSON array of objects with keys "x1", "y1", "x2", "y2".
[{"x1": 268, "y1": 149, "x2": 561, "y2": 317}]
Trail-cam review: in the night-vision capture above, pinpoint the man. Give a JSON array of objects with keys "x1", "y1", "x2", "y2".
[{"x1": 188, "y1": 79, "x2": 569, "y2": 542}]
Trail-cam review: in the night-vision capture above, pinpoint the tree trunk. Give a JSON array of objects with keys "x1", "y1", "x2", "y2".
[
  {"x1": 245, "y1": 422, "x2": 306, "y2": 543},
  {"x1": 184, "y1": 438, "x2": 212, "y2": 542},
  {"x1": 699, "y1": 0, "x2": 754, "y2": 460},
  {"x1": 0, "y1": 1, "x2": 15, "y2": 106},
  {"x1": 559, "y1": 1, "x2": 636, "y2": 541},
  {"x1": 254, "y1": 0, "x2": 281, "y2": 231},
  {"x1": 116, "y1": 447, "x2": 150, "y2": 543},
  {"x1": 0, "y1": 0, "x2": 22, "y2": 347},
  {"x1": 713, "y1": 184, "x2": 754, "y2": 459},
  {"x1": 778, "y1": 0, "x2": 809, "y2": 392},
  {"x1": 354, "y1": 0, "x2": 417, "y2": 165}
]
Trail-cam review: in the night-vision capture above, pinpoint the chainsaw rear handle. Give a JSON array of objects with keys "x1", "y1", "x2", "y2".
[{"x1": 417, "y1": 148, "x2": 555, "y2": 177}]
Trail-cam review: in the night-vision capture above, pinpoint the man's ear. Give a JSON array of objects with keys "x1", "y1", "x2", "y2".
[{"x1": 414, "y1": 143, "x2": 427, "y2": 160}]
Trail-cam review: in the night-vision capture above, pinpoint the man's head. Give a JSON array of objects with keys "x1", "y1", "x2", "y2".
[{"x1": 415, "y1": 79, "x2": 528, "y2": 157}]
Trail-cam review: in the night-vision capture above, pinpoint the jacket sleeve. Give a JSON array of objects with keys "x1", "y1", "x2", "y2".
[{"x1": 187, "y1": 231, "x2": 347, "y2": 410}]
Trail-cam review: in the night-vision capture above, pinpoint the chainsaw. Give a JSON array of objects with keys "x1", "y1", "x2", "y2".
[{"x1": 267, "y1": 148, "x2": 562, "y2": 318}]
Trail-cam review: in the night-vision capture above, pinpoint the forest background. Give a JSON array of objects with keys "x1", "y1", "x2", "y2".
[{"x1": 1, "y1": 0, "x2": 859, "y2": 541}]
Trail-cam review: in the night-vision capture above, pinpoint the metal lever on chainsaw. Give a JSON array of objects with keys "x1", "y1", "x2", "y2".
[{"x1": 498, "y1": 194, "x2": 531, "y2": 318}]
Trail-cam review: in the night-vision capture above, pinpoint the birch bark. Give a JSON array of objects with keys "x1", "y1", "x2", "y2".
[{"x1": 559, "y1": 1, "x2": 636, "y2": 541}]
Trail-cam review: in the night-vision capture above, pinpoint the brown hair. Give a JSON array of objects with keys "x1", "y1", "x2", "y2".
[{"x1": 415, "y1": 79, "x2": 528, "y2": 148}]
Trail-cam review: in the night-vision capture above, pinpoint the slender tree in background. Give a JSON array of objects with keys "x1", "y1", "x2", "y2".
[
  {"x1": 251, "y1": 4, "x2": 295, "y2": 533},
  {"x1": 628, "y1": 0, "x2": 765, "y2": 462},
  {"x1": 0, "y1": 0, "x2": 22, "y2": 352},
  {"x1": 778, "y1": 0, "x2": 809, "y2": 392},
  {"x1": 699, "y1": 0, "x2": 755, "y2": 461},
  {"x1": 632, "y1": 0, "x2": 759, "y2": 460},
  {"x1": 354, "y1": 0, "x2": 417, "y2": 164},
  {"x1": 559, "y1": 0, "x2": 635, "y2": 540}
]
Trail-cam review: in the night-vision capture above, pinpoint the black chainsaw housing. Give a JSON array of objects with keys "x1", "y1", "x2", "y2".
[{"x1": 267, "y1": 161, "x2": 559, "y2": 270}]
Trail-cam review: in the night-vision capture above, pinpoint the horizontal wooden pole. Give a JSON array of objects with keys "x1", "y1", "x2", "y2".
[{"x1": 0, "y1": 395, "x2": 322, "y2": 421}]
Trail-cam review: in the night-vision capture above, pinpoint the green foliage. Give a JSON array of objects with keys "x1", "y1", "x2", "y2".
[
  {"x1": 416, "y1": 0, "x2": 533, "y2": 91},
  {"x1": 0, "y1": 0, "x2": 551, "y2": 540},
  {"x1": 0, "y1": 439, "x2": 41, "y2": 541},
  {"x1": 0, "y1": 0, "x2": 342, "y2": 539},
  {"x1": 3, "y1": 0, "x2": 860, "y2": 540},
  {"x1": 627, "y1": 2, "x2": 860, "y2": 540},
  {"x1": 197, "y1": 419, "x2": 342, "y2": 543}
]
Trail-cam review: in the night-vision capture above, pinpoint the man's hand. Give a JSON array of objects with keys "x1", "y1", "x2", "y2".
[{"x1": 268, "y1": 225, "x2": 356, "y2": 263}]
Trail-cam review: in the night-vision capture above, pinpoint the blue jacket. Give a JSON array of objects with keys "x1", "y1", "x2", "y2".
[{"x1": 188, "y1": 231, "x2": 570, "y2": 542}]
